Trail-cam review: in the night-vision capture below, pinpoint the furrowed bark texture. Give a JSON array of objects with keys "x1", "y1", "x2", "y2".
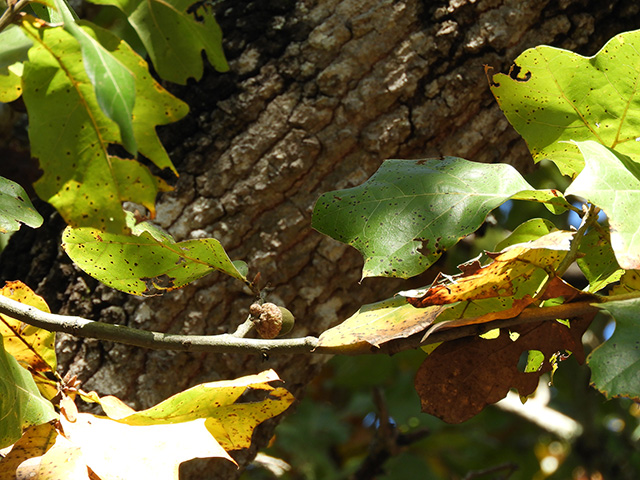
[{"x1": 2, "y1": 0, "x2": 640, "y2": 477}]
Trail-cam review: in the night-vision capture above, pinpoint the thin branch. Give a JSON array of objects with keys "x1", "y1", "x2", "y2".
[
  {"x1": 0, "y1": 0, "x2": 30, "y2": 33},
  {"x1": 0, "y1": 293, "x2": 600, "y2": 355},
  {"x1": 0, "y1": 293, "x2": 320, "y2": 355},
  {"x1": 231, "y1": 314, "x2": 255, "y2": 337},
  {"x1": 0, "y1": 291, "x2": 633, "y2": 356}
]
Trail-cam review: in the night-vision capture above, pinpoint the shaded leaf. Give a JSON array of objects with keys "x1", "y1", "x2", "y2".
[
  {"x1": 0, "y1": 26, "x2": 32, "y2": 74},
  {"x1": 494, "y1": 218, "x2": 557, "y2": 251},
  {"x1": 0, "y1": 422, "x2": 58, "y2": 480},
  {"x1": 55, "y1": 0, "x2": 137, "y2": 154},
  {"x1": 415, "y1": 315, "x2": 593, "y2": 423},
  {"x1": 312, "y1": 157, "x2": 535, "y2": 279},
  {"x1": 62, "y1": 222, "x2": 247, "y2": 295},
  {"x1": 317, "y1": 297, "x2": 450, "y2": 352},
  {"x1": 0, "y1": 341, "x2": 57, "y2": 448},
  {"x1": 21, "y1": 16, "x2": 186, "y2": 232},
  {"x1": 489, "y1": 29, "x2": 640, "y2": 177},
  {"x1": 0, "y1": 176, "x2": 43, "y2": 233},
  {"x1": 577, "y1": 227, "x2": 623, "y2": 292},
  {"x1": 88, "y1": 0, "x2": 228, "y2": 84},
  {"x1": 589, "y1": 298, "x2": 640, "y2": 399},
  {"x1": 566, "y1": 140, "x2": 640, "y2": 269}
]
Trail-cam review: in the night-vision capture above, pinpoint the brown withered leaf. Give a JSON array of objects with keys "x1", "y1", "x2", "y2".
[
  {"x1": 408, "y1": 231, "x2": 575, "y2": 330},
  {"x1": 415, "y1": 312, "x2": 594, "y2": 423}
]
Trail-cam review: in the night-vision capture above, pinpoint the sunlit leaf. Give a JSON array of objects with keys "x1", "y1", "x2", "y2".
[
  {"x1": 60, "y1": 370, "x2": 293, "y2": 479},
  {"x1": 59, "y1": 404, "x2": 233, "y2": 480},
  {"x1": 62, "y1": 222, "x2": 247, "y2": 295},
  {"x1": 408, "y1": 231, "x2": 576, "y2": 331},
  {"x1": 0, "y1": 281, "x2": 56, "y2": 373},
  {"x1": 317, "y1": 297, "x2": 449, "y2": 352},
  {"x1": 494, "y1": 218, "x2": 557, "y2": 251},
  {"x1": 20, "y1": 16, "x2": 186, "y2": 232},
  {"x1": 319, "y1": 232, "x2": 580, "y2": 351},
  {"x1": 0, "y1": 67, "x2": 22, "y2": 103},
  {"x1": 312, "y1": 157, "x2": 536, "y2": 279},
  {"x1": 0, "y1": 341, "x2": 57, "y2": 448},
  {"x1": 589, "y1": 298, "x2": 640, "y2": 400},
  {"x1": 566, "y1": 140, "x2": 640, "y2": 269},
  {"x1": 55, "y1": 0, "x2": 137, "y2": 154},
  {"x1": 88, "y1": 0, "x2": 228, "y2": 84},
  {"x1": 489, "y1": 29, "x2": 640, "y2": 177},
  {"x1": 106, "y1": 369, "x2": 293, "y2": 451},
  {"x1": 0, "y1": 177, "x2": 43, "y2": 233}
]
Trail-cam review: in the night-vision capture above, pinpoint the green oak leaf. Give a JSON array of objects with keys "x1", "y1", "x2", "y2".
[
  {"x1": 88, "y1": 0, "x2": 228, "y2": 84},
  {"x1": 589, "y1": 298, "x2": 640, "y2": 400},
  {"x1": 20, "y1": 16, "x2": 186, "y2": 232},
  {"x1": 0, "y1": 341, "x2": 57, "y2": 449},
  {"x1": 55, "y1": 0, "x2": 137, "y2": 154},
  {"x1": 0, "y1": 177, "x2": 43, "y2": 233},
  {"x1": 577, "y1": 228, "x2": 623, "y2": 293},
  {"x1": 566, "y1": 140, "x2": 640, "y2": 269},
  {"x1": 490, "y1": 29, "x2": 640, "y2": 177},
  {"x1": 62, "y1": 224, "x2": 247, "y2": 295},
  {"x1": 312, "y1": 157, "x2": 535, "y2": 279}
]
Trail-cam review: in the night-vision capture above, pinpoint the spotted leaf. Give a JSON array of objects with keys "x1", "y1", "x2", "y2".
[{"x1": 312, "y1": 157, "x2": 539, "y2": 279}]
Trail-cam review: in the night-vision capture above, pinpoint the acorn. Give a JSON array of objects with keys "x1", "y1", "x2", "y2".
[{"x1": 251, "y1": 302, "x2": 295, "y2": 339}]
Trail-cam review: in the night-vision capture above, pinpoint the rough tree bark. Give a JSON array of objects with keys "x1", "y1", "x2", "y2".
[{"x1": 2, "y1": 0, "x2": 640, "y2": 477}]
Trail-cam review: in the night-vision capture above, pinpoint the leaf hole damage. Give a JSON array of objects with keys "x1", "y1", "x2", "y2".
[
  {"x1": 508, "y1": 63, "x2": 531, "y2": 83},
  {"x1": 141, "y1": 274, "x2": 177, "y2": 295}
]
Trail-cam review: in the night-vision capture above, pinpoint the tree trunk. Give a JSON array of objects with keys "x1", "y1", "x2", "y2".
[{"x1": 2, "y1": 0, "x2": 640, "y2": 477}]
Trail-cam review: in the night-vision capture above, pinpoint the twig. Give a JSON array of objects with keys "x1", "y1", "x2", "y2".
[
  {"x1": 231, "y1": 314, "x2": 255, "y2": 337},
  {"x1": 352, "y1": 388, "x2": 429, "y2": 480},
  {"x1": 0, "y1": 290, "x2": 633, "y2": 356},
  {"x1": 0, "y1": 0, "x2": 30, "y2": 33}
]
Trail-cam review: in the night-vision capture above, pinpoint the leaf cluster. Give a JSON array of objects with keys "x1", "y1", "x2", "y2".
[
  {"x1": 2, "y1": 0, "x2": 640, "y2": 476},
  {"x1": 312, "y1": 29, "x2": 640, "y2": 423}
]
